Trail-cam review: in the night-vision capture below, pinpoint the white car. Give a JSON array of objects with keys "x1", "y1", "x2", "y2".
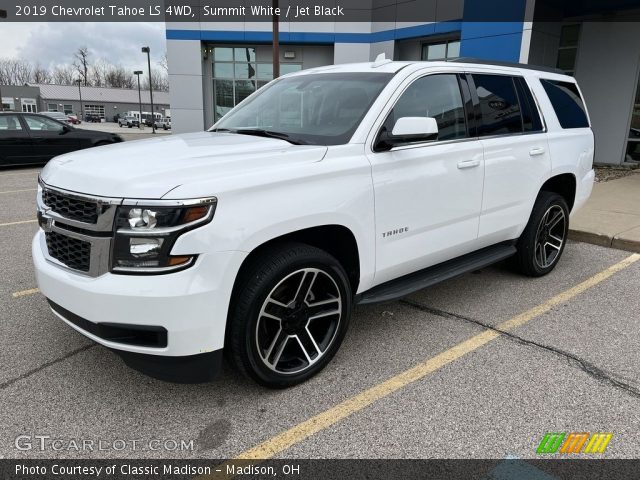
[{"x1": 33, "y1": 59, "x2": 594, "y2": 387}]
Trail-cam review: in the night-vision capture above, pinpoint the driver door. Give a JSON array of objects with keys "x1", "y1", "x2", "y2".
[{"x1": 366, "y1": 73, "x2": 485, "y2": 285}]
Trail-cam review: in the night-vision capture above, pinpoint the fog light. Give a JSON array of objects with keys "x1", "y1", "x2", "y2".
[{"x1": 129, "y1": 237, "x2": 163, "y2": 257}]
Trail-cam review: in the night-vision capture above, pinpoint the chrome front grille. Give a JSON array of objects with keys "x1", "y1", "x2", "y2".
[{"x1": 38, "y1": 180, "x2": 122, "y2": 277}]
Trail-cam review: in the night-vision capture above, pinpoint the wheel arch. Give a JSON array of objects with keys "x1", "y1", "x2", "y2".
[
  {"x1": 539, "y1": 173, "x2": 577, "y2": 212},
  {"x1": 231, "y1": 224, "x2": 361, "y2": 301}
]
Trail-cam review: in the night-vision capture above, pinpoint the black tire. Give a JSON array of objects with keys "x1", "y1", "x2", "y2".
[
  {"x1": 226, "y1": 242, "x2": 352, "y2": 388},
  {"x1": 513, "y1": 192, "x2": 569, "y2": 277}
]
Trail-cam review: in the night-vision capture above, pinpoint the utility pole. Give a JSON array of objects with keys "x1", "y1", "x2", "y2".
[
  {"x1": 272, "y1": 0, "x2": 279, "y2": 79},
  {"x1": 141, "y1": 46, "x2": 156, "y2": 133},
  {"x1": 134, "y1": 70, "x2": 143, "y2": 128},
  {"x1": 77, "y1": 79, "x2": 83, "y2": 120},
  {"x1": 0, "y1": 9, "x2": 6, "y2": 111}
]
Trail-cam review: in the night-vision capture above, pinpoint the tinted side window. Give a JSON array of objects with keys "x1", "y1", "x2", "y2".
[
  {"x1": 515, "y1": 77, "x2": 543, "y2": 132},
  {"x1": 384, "y1": 74, "x2": 467, "y2": 141},
  {"x1": 540, "y1": 79, "x2": 589, "y2": 129},
  {"x1": 472, "y1": 74, "x2": 522, "y2": 136}
]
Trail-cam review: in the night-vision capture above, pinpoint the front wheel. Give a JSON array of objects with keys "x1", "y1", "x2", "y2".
[
  {"x1": 513, "y1": 192, "x2": 569, "y2": 277},
  {"x1": 227, "y1": 243, "x2": 352, "y2": 388}
]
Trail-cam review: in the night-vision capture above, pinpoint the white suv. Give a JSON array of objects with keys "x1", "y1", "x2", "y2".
[{"x1": 33, "y1": 60, "x2": 594, "y2": 387}]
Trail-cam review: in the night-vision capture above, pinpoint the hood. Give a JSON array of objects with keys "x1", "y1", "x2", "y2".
[{"x1": 40, "y1": 131, "x2": 328, "y2": 198}]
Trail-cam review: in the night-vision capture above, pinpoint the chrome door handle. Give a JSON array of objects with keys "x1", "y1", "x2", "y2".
[
  {"x1": 529, "y1": 147, "x2": 546, "y2": 156},
  {"x1": 457, "y1": 159, "x2": 481, "y2": 169}
]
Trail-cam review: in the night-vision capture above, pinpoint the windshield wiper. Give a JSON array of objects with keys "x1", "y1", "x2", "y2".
[{"x1": 229, "y1": 128, "x2": 307, "y2": 145}]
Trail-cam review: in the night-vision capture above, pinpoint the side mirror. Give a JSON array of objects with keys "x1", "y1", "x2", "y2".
[
  {"x1": 61, "y1": 124, "x2": 72, "y2": 133},
  {"x1": 375, "y1": 117, "x2": 439, "y2": 151}
]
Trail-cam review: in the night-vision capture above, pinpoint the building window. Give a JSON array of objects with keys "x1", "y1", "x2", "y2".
[
  {"x1": 211, "y1": 46, "x2": 302, "y2": 121},
  {"x1": 85, "y1": 104, "x2": 105, "y2": 118},
  {"x1": 63, "y1": 104, "x2": 73, "y2": 115},
  {"x1": 557, "y1": 24, "x2": 581, "y2": 75},
  {"x1": 1, "y1": 97, "x2": 15, "y2": 111},
  {"x1": 421, "y1": 39, "x2": 461, "y2": 61},
  {"x1": 47, "y1": 103, "x2": 58, "y2": 112}
]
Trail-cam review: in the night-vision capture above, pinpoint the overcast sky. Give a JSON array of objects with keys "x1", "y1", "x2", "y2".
[{"x1": 0, "y1": 22, "x2": 167, "y2": 72}]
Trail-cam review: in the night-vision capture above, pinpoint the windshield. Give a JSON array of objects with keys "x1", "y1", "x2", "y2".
[{"x1": 211, "y1": 72, "x2": 393, "y2": 146}]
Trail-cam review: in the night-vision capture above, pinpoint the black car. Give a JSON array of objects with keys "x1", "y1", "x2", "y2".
[{"x1": 0, "y1": 112, "x2": 123, "y2": 166}]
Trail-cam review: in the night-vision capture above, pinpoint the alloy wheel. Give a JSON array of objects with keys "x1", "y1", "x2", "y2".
[
  {"x1": 255, "y1": 268, "x2": 342, "y2": 375},
  {"x1": 534, "y1": 205, "x2": 566, "y2": 269}
]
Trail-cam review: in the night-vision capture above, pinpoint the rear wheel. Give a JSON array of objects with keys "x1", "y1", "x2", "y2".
[
  {"x1": 227, "y1": 243, "x2": 352, "y2": 388},
  {"x1": 513, "y1": 192, "x2": 569, "y2": 277}
]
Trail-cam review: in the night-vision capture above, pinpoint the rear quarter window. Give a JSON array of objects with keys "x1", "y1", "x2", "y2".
[{"x1": 540, "y1": 79, "x2": 589, "y2": 129}]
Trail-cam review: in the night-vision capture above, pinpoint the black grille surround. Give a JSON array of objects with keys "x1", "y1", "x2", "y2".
[
  {"x1": 43, "y1": 188, "x2": 100, "y2": 224},
  {"x1": 45, "y1": 231, "x2": 91, "y2": 272}
]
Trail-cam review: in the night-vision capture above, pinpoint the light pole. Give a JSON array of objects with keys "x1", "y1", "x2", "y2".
[
  {"x1": 134, "y1": 70, "x2": 143, "y2": 128},
  {"x1": 76, "y1": 79, "x2": 83, "y2": 120},
  {"x1": 141, "y1": 46, "x2": 156, "y2": 133}
]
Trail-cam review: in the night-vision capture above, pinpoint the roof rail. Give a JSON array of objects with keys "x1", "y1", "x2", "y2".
[{"x1": 450, "y1": 57, "x2": 565, "y2": 75}]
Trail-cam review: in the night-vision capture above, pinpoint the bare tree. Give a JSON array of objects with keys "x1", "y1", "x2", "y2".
[
  {"x1": 32, "y1": 63, "x2": 51, "y2": 84},
  {"x1": 105, "y1": 65, "x2": 135, "y2": 89},
  {"x1": 52, "y1": 64, "x2": 76, "y2": 85},
  {"x1": 0, "y1": 58, "x2": 32, "y2": 85},
  {"x1": 73, "y1": 47, "x2": 90, "y2": 86},
  {"x1": 143, "y1": 69, "x2": 169, "y2": 92},
  {"x1": 158, "y1": 52, "x2": 169, "y2": 73},
  {"x1": 89, "y1": 59, "x2": 110, "y2": 87}
]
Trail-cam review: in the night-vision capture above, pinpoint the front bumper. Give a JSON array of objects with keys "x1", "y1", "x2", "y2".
[{"x1": 33, "y1": 230, "x2": 246, "y2": 359}]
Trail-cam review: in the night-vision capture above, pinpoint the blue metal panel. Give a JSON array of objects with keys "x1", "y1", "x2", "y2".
[
  {"x1": 460, "y1": 0, "x2": 527, "y2": 62},
  {"x1": 166, "y1": 21, "x2": 462, "y2": 44}
]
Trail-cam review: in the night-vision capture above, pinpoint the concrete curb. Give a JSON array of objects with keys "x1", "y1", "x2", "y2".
[{"x1": 569, "y1": 229, "x2": 640, "y2": 253}]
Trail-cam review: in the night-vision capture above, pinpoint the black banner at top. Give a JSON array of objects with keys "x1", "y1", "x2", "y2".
[{"x1": 0, "y1": 0, "x2": 639, "y2": 22}]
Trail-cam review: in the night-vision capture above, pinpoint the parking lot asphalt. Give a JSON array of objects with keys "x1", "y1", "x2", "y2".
[{"x1": 1, "y1": 166, "x2": 639, "y2": 460}]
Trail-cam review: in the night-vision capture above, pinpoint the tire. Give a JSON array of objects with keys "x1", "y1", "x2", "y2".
[
  {"x1": 226, "y1": 242, "x2": 352, "y2": 388},
  {"x1": 128, "y1": 125, "x2": 132, "y2": 128},
  {"x1": 513, "y1": 192, "x2": 569, "y2": 277}
]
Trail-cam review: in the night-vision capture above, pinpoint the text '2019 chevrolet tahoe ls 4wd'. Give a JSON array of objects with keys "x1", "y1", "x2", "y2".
[{"x1": 33, "y1": 60, "x2": 594, "y2": 388}]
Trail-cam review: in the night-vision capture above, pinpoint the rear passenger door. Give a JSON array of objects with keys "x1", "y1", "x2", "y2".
[{"x1": 470, "y1": 73, "x2": 551, "y2": 242}]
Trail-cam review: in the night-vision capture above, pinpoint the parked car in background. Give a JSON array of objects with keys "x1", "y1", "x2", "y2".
[
  {"x1": 84, "y1": 113, "x2": 101, "y2": 123},
  {"x1": 67, "y1": 115, "x2": 81, "y2": 125},
  {"x1": 118, "y1": 116, "x2": 140, "y2": 128},
  {"x1": 0, "y1": 112, "x2": 123, "y2": 166},
  {"x1": 41, "y1": 111, "x2": 72, "y2": 125},
  {"x1": 154, "y1": 117, "x2": 171, "y2": 130}
]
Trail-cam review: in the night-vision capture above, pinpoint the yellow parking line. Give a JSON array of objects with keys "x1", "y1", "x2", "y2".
[
  {"x1": 0, "y1": 219, "x2": 37, "y2": 227},
  {"x1": 0, "y1": 188, "x2": 37, "y2": 195},
  {"x1": 12, "y1": 288, "x2": 40, "y2": 298},
  {"x1": 210, "y1": 253, "x2": 640, "y2": 467}
]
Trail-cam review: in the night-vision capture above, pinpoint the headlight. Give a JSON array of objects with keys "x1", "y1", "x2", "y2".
[{"x1": 112, "y1": 198, "x2": 216, "y2": 274}]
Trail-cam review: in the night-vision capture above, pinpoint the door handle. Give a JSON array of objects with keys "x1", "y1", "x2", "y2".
[
  {"x1": 457, "y1": 159, "x2": 481, "y2": 169},
  {"x1": 529, "y1": 147, "x2": 546, "y2": 156}
]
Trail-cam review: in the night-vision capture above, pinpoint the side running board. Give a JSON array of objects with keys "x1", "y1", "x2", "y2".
[{"x1": 357, "y1": 244, "x2": 517, "y2": 305}]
